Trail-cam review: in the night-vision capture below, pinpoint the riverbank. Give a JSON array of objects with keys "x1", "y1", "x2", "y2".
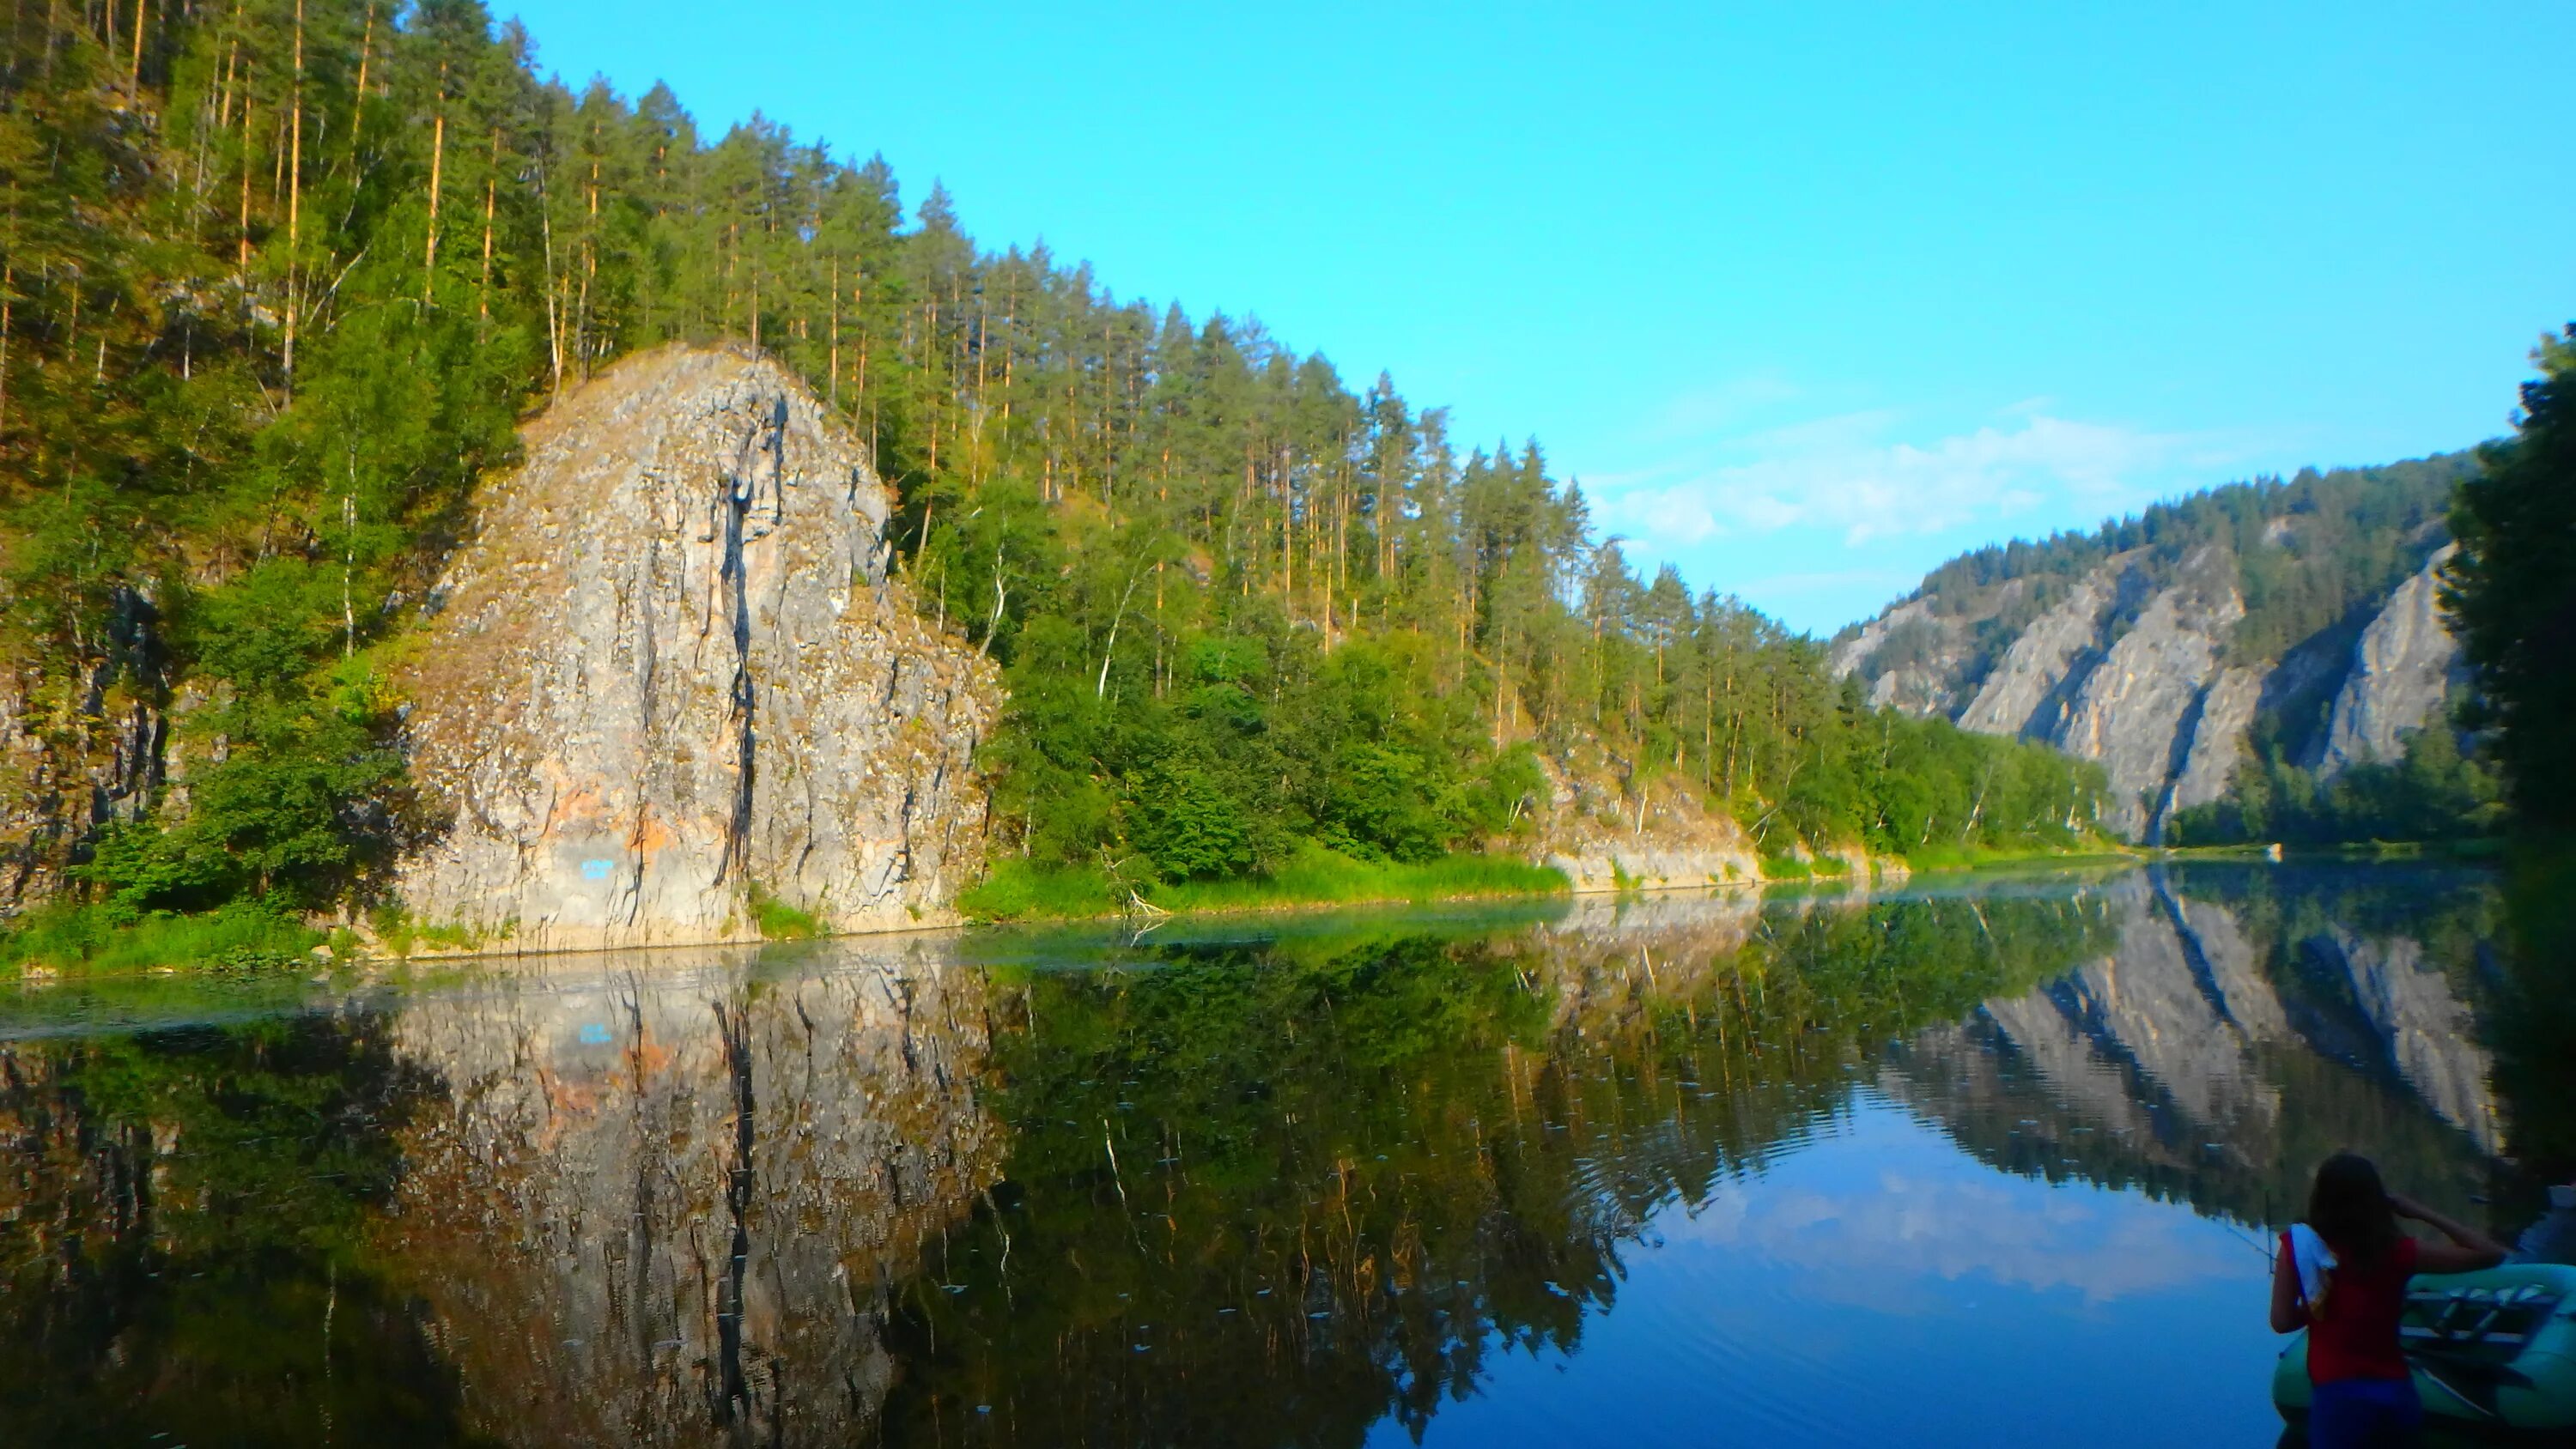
[
  {"x1": 0, "y1": 837, "x2": 2312, "y2": 975},
  {"x1": 956, "y1": 840, "x2": 2140, "y2": 925}
]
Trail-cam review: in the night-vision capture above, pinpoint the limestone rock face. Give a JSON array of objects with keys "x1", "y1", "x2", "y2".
[
  {"x1": 395, "y1": 345, "x2": 997, "y2": 950},
  {"x1": 2050, "y1": 556, "x2": 2243, "y2": 840},
  {"x1": 1830, "y1": 599, "x2": 1971, "y2": 715},
  {"x1": 2316, "y1": 545, "x2": 2464, "y2": 777},
  {"x1": 1838, "y1": 527, "x2": 2470, "y2": 840},
  {"x1": 0, "y1": 586, "x2": 168, "y2": 910},
  {"x1": 1526, "y1": 749, "x2": 1794, "y2": 890},
  {"x1": 2164, "y1": 667, "x2": 2264, "y2": 820},
  {"x1": 1955, "y1": 557, "x2": 2135, "y2": 739}
]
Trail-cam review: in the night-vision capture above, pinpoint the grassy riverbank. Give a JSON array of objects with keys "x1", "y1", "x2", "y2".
[
  {"x1": 1, "y1": 900, "x2": 327, "y2": 977},
  {"x1": 958, "y1": 847, "x2": 1571, "y2": 923},
  {"x1": 1899, "y1": 841, "x2": 2138, "y2": 872}
]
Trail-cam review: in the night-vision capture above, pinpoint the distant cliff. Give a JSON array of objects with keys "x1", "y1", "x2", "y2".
[
  {"x1": 394, "y1": 345, "x2": 997, "y2": 949},
  {"x1": 1832, "y1": 455, "x2": 2477, "y2": 840}
]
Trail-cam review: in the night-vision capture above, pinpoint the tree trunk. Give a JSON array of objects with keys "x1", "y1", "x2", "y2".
[
  {"x1": 477, "y1": 130, "x2": 495, "y2": 320},
  {"x1": 236, "y1": 95, "x2": 252, "y2": 281},
  {"x1": 282, "y1": 0, "x2": 301, "y2": 392},
  {"x1": 422, "y1": 65, "x2": 444, "y2": 304}
]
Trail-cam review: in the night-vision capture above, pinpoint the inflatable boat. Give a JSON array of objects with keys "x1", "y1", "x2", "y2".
[{"x1": 2274, "y1": 1264, "x2": 2576, "y2": 1436}]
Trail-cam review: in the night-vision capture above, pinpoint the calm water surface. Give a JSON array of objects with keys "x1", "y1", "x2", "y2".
[{"x1": 0, "y1": 864, "x2": 2549, "y2": 1446}]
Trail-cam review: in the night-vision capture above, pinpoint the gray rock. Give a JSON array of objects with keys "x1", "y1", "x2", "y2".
[
  {"x1": 394, "y1": 344, "x2": 998, "y2": 951},
  {"x1": 2164, "y1": 666, "x2": 2264, "y2": 818},
  {"x1": 2048, "y1": 555, "x2": 2242, "y2": 840},
  {"x1": 2316, "y1": 544, "x2": 2463, "y2": 777},
  {"x1": 1830, "y1": 599, "x2": 1969, "y2": 715},
  {"x1": 1957, "y1": 558, "x2": 2129, "y2": 739},
  {"x1": 0, "y1": 585, "x2": 168, "y2": 910}
]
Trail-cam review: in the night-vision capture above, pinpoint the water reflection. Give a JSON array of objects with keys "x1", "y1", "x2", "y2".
[{"x1": 0, "y1": 864, "x2": 2538, "y2": 1446}]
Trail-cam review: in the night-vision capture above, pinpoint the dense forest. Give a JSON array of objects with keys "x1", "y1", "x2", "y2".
[
  {"x1": 2448, "y1": 325, "x2": 2576, "y2": 837},
  {"x1": 0, "y1": 0, "x2": 2105, "y2": 941}
]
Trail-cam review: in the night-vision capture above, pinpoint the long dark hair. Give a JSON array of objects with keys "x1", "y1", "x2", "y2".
[{"x1": 2306, "y1": 1152, "x2": 2400, "y2": 1267}]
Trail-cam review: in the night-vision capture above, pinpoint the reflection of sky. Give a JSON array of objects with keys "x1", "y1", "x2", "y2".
[{"x1": 1377, "y1": 1092, "x2": 2285, "y2": 1448}]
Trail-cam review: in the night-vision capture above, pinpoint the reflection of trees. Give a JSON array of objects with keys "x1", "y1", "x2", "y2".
[
  {"x1": 2492, "y1": 849, "x2": 2576, "y2": 1187},
  {"x1": 0, "y1": 866, "x2": 2530, "y2": 1447},
  {"x1": 876, "y1": 887, "x2": 2111, "y2": 1446},
  {"x1": 0, "y1": 1017, "x2": 483, "y2": 1446}
]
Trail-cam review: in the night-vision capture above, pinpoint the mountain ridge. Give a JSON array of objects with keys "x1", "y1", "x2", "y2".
[{"x1": 1832, "y1": 452, "x2": 2482, "y2": 839}]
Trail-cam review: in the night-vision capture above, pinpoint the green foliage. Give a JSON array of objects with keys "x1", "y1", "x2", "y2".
[
  {"x1": 2169, "y1": 721, "x2": 2506, "y2": 846},
  {"x1": 746, "y1": 883, "x2": 824, "y2": 940},
  {"x1": 1, "y1": 896, "x2": 321, "y2": 975},
  {"x1": 2447, "y1": 325, "x2": 2576, "y2": 834},
  {"x1": 0, "y1": 0, "x2": 2104, "y2": 944},
  {"x1": 960, "y1": 846, "x2": 1567, "y2": 921}
]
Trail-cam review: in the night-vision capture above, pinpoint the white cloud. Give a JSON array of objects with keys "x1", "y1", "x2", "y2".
[
  {"x1": 1674, "y1": 1160, "x2": 2249, "y2": 1308},
  {"x1": 1595, "y1": 402, "x2": 2248, "y2": 549}
]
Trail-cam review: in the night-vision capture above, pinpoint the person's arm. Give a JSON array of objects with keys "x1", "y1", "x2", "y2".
[
  {"x1": 2270, "y1": 1239, "x2": 2309, "y2": 1333},
  {"x1": 2389, "y1": 1192, "x2": 2508, "y2": 1274}
]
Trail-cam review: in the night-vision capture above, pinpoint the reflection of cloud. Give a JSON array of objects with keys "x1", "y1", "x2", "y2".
[
  {"x1": 1597, "y1": 403, "x2": 2258, "y2": 549},
  {"x1": 1674, "y1": 1162, "x2": 2246, "y2": 1307}
]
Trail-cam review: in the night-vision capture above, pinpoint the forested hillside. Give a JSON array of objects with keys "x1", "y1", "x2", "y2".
[{"x1": 0, "y1": 0, "x2": 2102, "y2": 943}]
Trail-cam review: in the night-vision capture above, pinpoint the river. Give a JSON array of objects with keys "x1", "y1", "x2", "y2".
[{"x1": 2, "y1": 862, "x2": 2556, "y2": 1446}]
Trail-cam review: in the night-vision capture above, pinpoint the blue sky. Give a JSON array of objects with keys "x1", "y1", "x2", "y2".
[{"x1": 500, "y1": 1, "x2": 2574, "y2": 634}]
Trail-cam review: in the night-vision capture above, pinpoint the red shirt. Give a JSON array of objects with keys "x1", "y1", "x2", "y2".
[{"x1": 2283, "y1": 1230, "x2": 2419, "y2": 1384}]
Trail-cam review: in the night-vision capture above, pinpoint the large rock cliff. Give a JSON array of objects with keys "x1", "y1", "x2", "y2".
[
  {"x1": 395, "y1": 345, "x2": 997, "y2": 950},
  {"x1": 2314, "y1": 545, "x2": 2465, "y2": 778},
  {"x1": 1834, "y1": 496, "x2": 2470, "y2": 840}
]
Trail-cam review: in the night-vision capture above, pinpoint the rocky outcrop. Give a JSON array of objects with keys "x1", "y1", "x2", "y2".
[
  {"x1": 376, "y1": 937, "x2": 1001, "y2": 1446},
  {"x1": 2050, "y1": 554, "x2": 2243, "y2": 840},
  {"x1": 2165, "y1": 667, "x2": 2263, "y2": 820},
  {"x1": 1830, "y1": 599, "x2": 1970, "y2": 714},
  {"x1": 394, "y1": 345, "x2": 997, "y2": 951},
  {"x1": 0, "y1": 586, "x2": 169, "y2": 910},
  {"x1": 1521, "y1": 748, "x2": 1899, "y2": 889},
  {"x1": 1955, "y1": 557, "x2": 2136, "y2": 738},
  {"x1": 1525, "y1": 749, "x2": 1762, "y2": 890},
  {"x1": 1838, "y1": 524, "x2": 2470, "y2": 840},
  {"x1": 2315, "y1": 545, "x2": 2464, "y2": 777}
]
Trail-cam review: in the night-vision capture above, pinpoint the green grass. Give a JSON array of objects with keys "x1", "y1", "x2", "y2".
[
  {"x1": 1, "y1": 899, "x2": 325, "y2": 977},
  {"x1": 959, "y1": 846, "x2": 1570, "y2": 923},
  {"x1": 1758, "y1": 853, "x2": 1814, "y2": 881},
  {"x1": 1900, "y1": 840, "x2": 2136, "y2": 873},
  {"x1": 747, "y1": 883, "x2": 824, "y2": 940}
]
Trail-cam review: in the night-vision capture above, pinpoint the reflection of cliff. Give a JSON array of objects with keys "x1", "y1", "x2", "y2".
[
  {"x1": 1526, "y1": 891, "x2": 1764, "y2": 1036},
  {"x1": 375, "y1": 939, "x2": 1000, "y2": 1447},
  {"x1": 2300, "y1": 928, "x2": 2500, "y2": 1154},
  {"x1": 1879, "y1": 868, "x2": 2501, "y2": 1228},
  {"x1": 2024, "y1": 872, "x2": 2281, "y2": 1149}
]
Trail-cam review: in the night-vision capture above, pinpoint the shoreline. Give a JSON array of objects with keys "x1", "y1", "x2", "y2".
[{"x1": 13, "y1": 842, "x2": 2500, "y2": 982}]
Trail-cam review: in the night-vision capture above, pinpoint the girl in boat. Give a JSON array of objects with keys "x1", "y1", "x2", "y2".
[{"x1": 2271, "y1": 1152, "x2": 2508, "y2": 1447}]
